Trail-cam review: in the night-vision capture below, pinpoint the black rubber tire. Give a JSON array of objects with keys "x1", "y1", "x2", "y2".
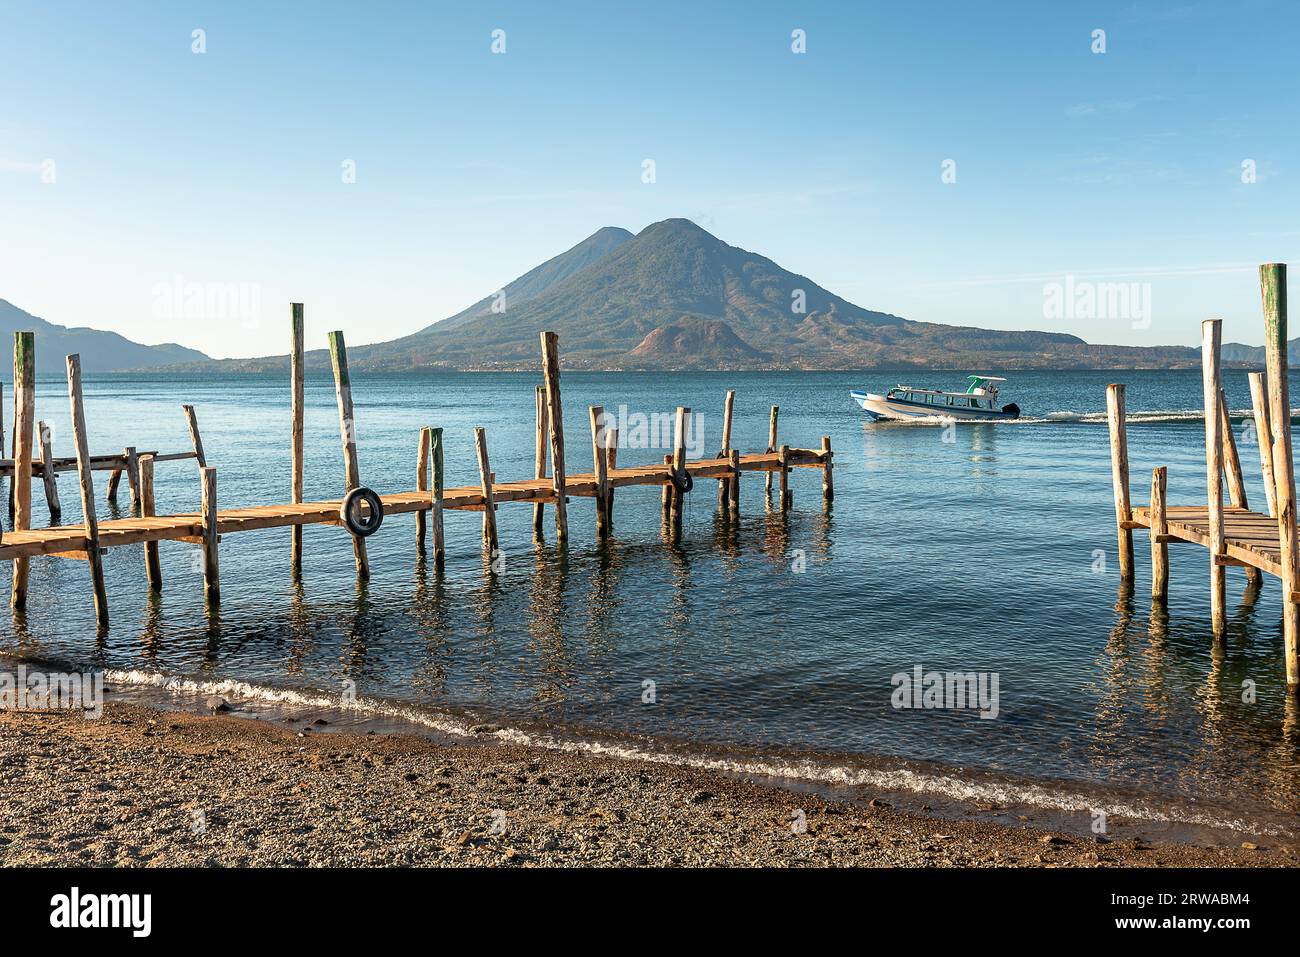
[
  {"x1": 672, "y1": 470, "x2": 694, "y2": 494},
  {"x1": 1002, "y1": 403, "x2": 1021, "y2": 420},
  {"x1": 341, "y1": 487, "x2": 384, "y2": 537}
]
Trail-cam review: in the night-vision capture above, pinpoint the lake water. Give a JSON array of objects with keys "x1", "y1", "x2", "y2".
[{"x1": 3, "y1": 367, "x2": 1298, "y2": 841}]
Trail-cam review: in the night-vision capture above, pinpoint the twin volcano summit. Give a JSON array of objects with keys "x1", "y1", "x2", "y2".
[{"x1": 335, "y1": 218, "x2": 1197, "y2": 372}]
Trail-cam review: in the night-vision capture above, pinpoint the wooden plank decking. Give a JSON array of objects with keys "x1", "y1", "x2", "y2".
[
  {"x1": 1130, "y1": 505, "x2": 1285, "y2": 578},
  {"x1": 0, "y1": 449, "x2": 828, "y2": 562}
]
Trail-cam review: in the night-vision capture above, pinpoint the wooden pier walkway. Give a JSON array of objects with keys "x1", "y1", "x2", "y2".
[
  {"x1": 1108, "y1": 262, "x2": 1298, "y2": 691},
  {"x1": 0, "y1": 320, "x2": 834, "y2": 630}
]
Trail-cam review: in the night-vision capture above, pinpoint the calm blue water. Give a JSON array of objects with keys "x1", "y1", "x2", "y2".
[{"x1": 3, "y1": 368, "x2": 1298, "y2": 835}]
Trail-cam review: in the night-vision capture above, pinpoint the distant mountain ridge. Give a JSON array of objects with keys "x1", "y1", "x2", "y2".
[{"x1": 0, "y1": 300, "x2": 209, "y2": 376}]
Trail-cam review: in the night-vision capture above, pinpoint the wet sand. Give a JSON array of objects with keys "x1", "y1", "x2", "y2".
[{"x1": 0, "y1": 703, "x2": 1292, "y2": 868}]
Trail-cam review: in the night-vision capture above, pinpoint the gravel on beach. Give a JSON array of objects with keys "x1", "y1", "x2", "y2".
[{"x1": 0, "y1": 703, "x2": 1291, "y2": 868}]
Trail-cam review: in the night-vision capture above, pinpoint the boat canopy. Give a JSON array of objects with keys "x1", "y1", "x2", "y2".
[{"x1": 965, "y1": 375, "x2": 1006, "y2": 394}]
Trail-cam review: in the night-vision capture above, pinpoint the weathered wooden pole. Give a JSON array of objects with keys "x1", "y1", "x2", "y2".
[
  {"x1": 1218, "y1": 389, "x2": 1248, "y2": 509},
  {"x1": 106, "y1": 462, "x2": 123, "y2": 503},
  {"x1": 717, "y1": 390, "x2": 734, "y2": 509},
  {"x1": 764, "y1": 406, "x2": 779, "y2": 497},
  {"x1": 1150, "y1": 466, "x2": 1168, "y2": 602},
  {"x1": 589, "y1": 406, "x2": 610, "y2": 539},
  {"x1": 200, "y1": 466, "x2": 220, "y2": 604},
  {"x1": 123, "y1": 446, "x2": 141, "y2": 510},
  {"x1": 1261, "y1": 263, "x2": 1299, "y2": 689},
  {"x1": 290, "y1": 302, "x2": 305, "y2": 572},
  {"x1": 36, "y1": 421, "x2": 61, "y2": 522},
  {"x1": 539, "y1": 332, "x2": 568, "y2": 543},
  {"x1": 1105, "y1": 384, "x2": 1134, "y2": 579},
  {"x1": 661, "y1": 454, "x2": 672, "y2": 519},
  {"x1": 66, "y1": 354, "x2": 108, "y2": 627},
  {"x1": 728, "y1": 448, "x2": 741, "y2": 516},
  {"x1": 416, "y1": 427, "x2": 431, "y2": 553},
  {"x1": 533, "y1": 385, "x2": 548, "y2": 536},
  {"x1": 1201, "y1": 319, "x2": 1227, "y2": 636},
  {"x1": 328, "y1": 331, "x2": 369, "y2": 580},
  {"x1": 820, "y1": 436, "x2": 834, "y2": 502},
  {"x1": 1248, "y1": 371, "x2": 1277, "y2": 518},
  {"x1": 430, "y1": 427, "x2": 445, "y2": 570},
  {"x1": 181, "y1": 404, "x2": 207, "y2": 467},
  {"x1": 669, "y1": 407, "x2": 689, "y2": 539},
  {"x1": 604, "y1": 426, "x2": 618, "y2": 529},
  {"x1": 778, "y1": 443, "x2": 792, "y2": 512},
  {"x1": 139, "y1": 453, "x2": 162, "y2": 591},
  {"x1": 474, "y1": 427, "x2": 498, "y2": 553},
  {"x1": 10, "y1": 332, "x2": 34, "y2": 611}
]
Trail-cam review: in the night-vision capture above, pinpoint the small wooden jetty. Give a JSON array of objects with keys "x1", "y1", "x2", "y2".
[
  {"x1": 1108, "y1": 263, "x2": 1298, "y2": 691},
  {"x1": 0, "y1": 318, "x2": 833, "y2": 630}
]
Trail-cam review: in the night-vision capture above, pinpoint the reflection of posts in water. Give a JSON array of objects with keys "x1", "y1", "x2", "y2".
[
  {"x1": 410, "y1": 554, "x2": 451, "y2": 698},
  {"x1": 1139, "y1": 600, "x2": 1170, "y2": 720},
  {"x1": 284, "y1": 577, "x2": 313, "y2": 677},
  {"x1": 526, "y1": 542, "x2": 572, "y2": 703},
  {"x1": 664, "y1": 539, "x2": 691, "y2": 636},
  {"x1": 139, "y1": 591, "x2": 163, "y2": 662},
  {"x1": 581, "y1": 539, "x2": 620, "y2": 657},
  {"x1": 1234, "y1": 565, "x2": 1264, "y2": 628}
]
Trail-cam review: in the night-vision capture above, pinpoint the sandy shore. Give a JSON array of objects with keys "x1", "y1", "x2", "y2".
[{"x1": 0, "y1": 703, "x2": 1291, "y2": 868}]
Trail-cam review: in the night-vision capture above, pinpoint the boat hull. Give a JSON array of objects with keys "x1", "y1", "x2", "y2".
[{"x1": 850, "y1": 391, "x2": 1018, "y2": 422}]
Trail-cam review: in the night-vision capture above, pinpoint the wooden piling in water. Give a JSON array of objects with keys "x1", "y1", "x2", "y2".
[
  {"x1": 328, "y1": 330, "x2": 369, "y2": 581},
  {"x1": 764, "y1": 406, "x2": 779, "y2": 497},
  {"x1": 66, "y1": 355, "x2": 108, "y2": 627},
  {"x1": 589, "y1": 406, "x2": 610, "y2": 539},
  {"x1": 718, "y1": 390, "x2": 734, "y2": 509},
  {"x1": 540, "y1": 332, "x2": 568, "y2": 543},
  {"x1": 139, "y1": 453, "x2": 162, "y2": 591},
  {"x1": 37, "y1": 421, "x2": 60, "y2": 522},
  {"x1": 181, "y1": 404, "x2": 207, "y2": 468},
  {"x1": 106, "y1": 463, "x2": 123, "y2": 503},
  {"x1": 474, "y1": 427, "x2": 498, "y2": 553},
  {"x1": 820, "y1": 436, "x2": 834, "y2": 503},
  {"x1": 533, "y1": 385, "x2": 548, "y2": 536},
  {"x1": 123, "y1": 446, "x2": 141, "y2": 511},
  {"x1": 200, "y1": 466, "x2": 220, "y2": 604},
  {"x1": 1219, "y1": 389, "x2": 1248, "y2": 510},
  {"x1": 290, "y1": 302, "x2": 305, "y2": 573},
  {"x1": 728, "y1": 448, "x2": 740, "y2": 516},
  {"x1": 416, "y1": 427, "x2": 431, "y2": 553},
  {"x1": 1105, "y1": 384, "x2": 1134, "y2": 579},
  {"x1": 11, "y1": 331, "x2": 33, "y2": 611},
  {"x1": 1201, "y1": 319, "x2": 1227, "y2": 636},
  {"x1": 661, "y1": 454, "x2": 672, "y2": 518},
  {"x1": 604, "y1": 427, "x2": 618, "y2": 530},
  {"x1": 778, "y1": 443, "x2": 791, "y2": 511},
  {"x1": 1261, "y1": 263, "x2": 1299, "y2": 689},
  {"x1": 669, "y1": 407, "x2": 689, "y2": 539},
  {"x1": 1248, "y1": 371, "x2": 1277, "y2": 518},
  {"x1": 1150, "y1": 466, "x2": 1168, "y2": 601},
  {"x1": 430, "y1": 426, "x2": 445, "y2": 570}
]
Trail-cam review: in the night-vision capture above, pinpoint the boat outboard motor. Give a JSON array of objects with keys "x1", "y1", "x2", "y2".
[{"x1": 1001, "y1": 403, "x2": 1021, "y2": 419}]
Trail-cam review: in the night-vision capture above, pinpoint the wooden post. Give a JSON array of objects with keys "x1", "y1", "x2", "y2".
[
  {"x1": 1105, "y1": 384, "x2": 1134, "y2": 580},
  {"x1": 1218, "y1": 389, "x2": 1248, "y2": 510},
  {"x1": 328, "y1": 330, "x2": 369, "y2": 580},
  {"x1": 200, "y1": 466, "x2": 220, "y2": 604},
  {"x1": 106, "y1": 464, "x2": 123, "y2": 503},
  {"x1": 123, "y1": 446, "x2": 141, "y2": 510},
  {"x1": 1261, "y1": 263, "x2": 1299, "y2": 689},
  {"x1": 661, "y1": 454, "x2": 672, "y2": 518},
  {"x1": 290, "y1": 302, "x2": 305, "y2": 572},
  {"x1": 139, "y1": 453, "x2": 162, "y2": 591},
  {"x1": 764, "y1": 406, "x2": 779, "y2": 496},
  {"x1": 430, "y1": 427, "x2": 445, "y2": 570},
  {"x1": 669, "y1": 407, "x2": 689, "y2": 539},
  {"x1": 11, "y1": 332, "x2": 33, "y2": 611},
  {"x1": 36, "y1": 420, "x2": 60, "y2": 523},
  {"x1": 533, "y1": 385, "x2": 548, "y2": 536},
  {"x1": 718, "y1": 390, "x2": 734, "y2": 509},
  {"x1": 1151, "y1": 466, "x2": 1168, "y2": 602},
  {"x1": 778, "y1": 443, "x2": 791, "y2": 512},
  {"x1": 820, "y1": 436, "x2": 834, "y2": 502},
  {"x1": 1248, "y1": 371, "x2": 1277, "y2": 518},
  {"x1": 181, "y1": 404, "x2": 207, "y2": 467},
  {"x1": 540, "y1": 332, "x2": 567, "y2": 543},
  {"x1": 416, "y1": 427, "x2": 431, "y2": 553},
  {"x1": 605, "y1": 426, "x2": 618, "y2": 530},
  {"x1": 729, "y1": 448, "x2": 741, "y2": 516},
  {"x1": 1201, "y1": 319, "x2": 1227, "y2": 636},
  {"x1": 474, "y1": 427, "x2": 498, "y2": 552},
  {"x1": 65, "y1": 355, "x2": 108, "y2": 626},
  {"x1": 589, "y1": 406, "x2": 609, "y2": 539}
]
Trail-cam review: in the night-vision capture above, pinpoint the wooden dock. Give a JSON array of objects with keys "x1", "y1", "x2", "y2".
[
  {"x1": 0, "y1": 316, "x2": 833, "y2": 630},
  {"x1": 1109, "y1": 262, "x2": 1298, "y2": 691}
]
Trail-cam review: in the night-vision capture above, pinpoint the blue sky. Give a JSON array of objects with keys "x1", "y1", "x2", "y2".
[{"x1": 1, "y1": 0, "x2": 1297, "y2": 358}]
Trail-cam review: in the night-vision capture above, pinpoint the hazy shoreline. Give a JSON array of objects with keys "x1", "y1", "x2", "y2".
[{"x1": 0, "y1": 703, "x2": 1290, "y2": 868}]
